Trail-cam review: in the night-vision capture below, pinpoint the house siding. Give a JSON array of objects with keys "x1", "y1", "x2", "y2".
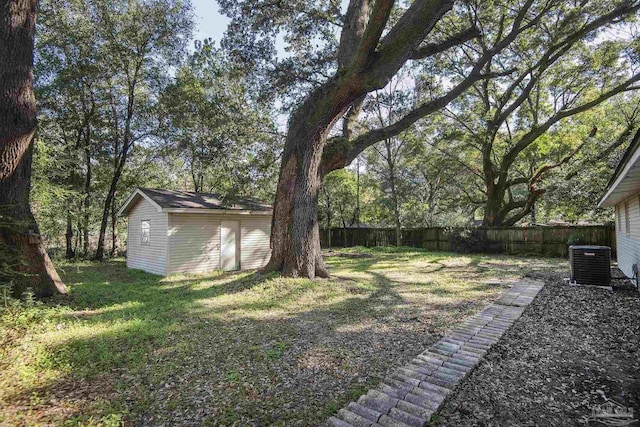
[
  {"x1": 168, "y1": 213, "x2": 221, "y2": 274},
  {"x1": 166, "y1": 213, "x2": 272, "y2": 274},
  {"x1": 126, "y1": 198, "x2": 168, "y2": 275},
  {"x1": 615, "y1": 194, "x2": 640, "y2": 278},
  {"x1": 240, "y1": 217, "x2": 272, "y2": 270}
]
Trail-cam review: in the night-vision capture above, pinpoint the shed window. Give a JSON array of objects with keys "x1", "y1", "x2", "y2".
[
  {"x1": 141, "y1": 220, "x2": 150, "y2": 245},
  {"x1": 625, "y1": 202, "x2": 631, "y2": 235}
]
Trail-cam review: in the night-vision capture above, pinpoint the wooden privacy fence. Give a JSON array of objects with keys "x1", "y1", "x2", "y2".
[{"x1": 319, "y1": 225, "x2": 616, "y2": 258}]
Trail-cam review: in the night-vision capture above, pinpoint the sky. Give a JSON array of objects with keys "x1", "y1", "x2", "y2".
[
  {"x1": 190, "y1": 0, "x2": 290, "y2": 56},
  {"x1": 189, "y1": 0, "x2": 291, "y2": 130},
  {"x1": 191, "y1": 0, "x2": 230, "y2": 45}
]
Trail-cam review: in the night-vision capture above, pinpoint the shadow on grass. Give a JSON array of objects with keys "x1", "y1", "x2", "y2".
[
  {"x1": 4, "y1": 257, "x2": 426, "y2": 425},
  {"x1": 2, "y1": 262, "x2": 402, "y2": 413}
]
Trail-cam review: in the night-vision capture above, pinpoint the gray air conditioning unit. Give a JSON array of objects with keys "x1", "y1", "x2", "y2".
[{"x1": 569, "y1": 245, "x2": 611, "y2": 286}]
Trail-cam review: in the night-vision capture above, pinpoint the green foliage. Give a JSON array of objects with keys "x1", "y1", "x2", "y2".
[
  {"x1": 158, "y1": 40, "x2": 281, "y2": 200},
  {"x1": 320, "y1": 169, "x2": 359, "y2": 228},
  {"x1": 428, "y1": 0, "x2": 640, "y2": 225},
  {"x1": 539, "y1": 99, "x2": 640, "y2": 223},
  {"x1": 28, "y1": 0, "x2": 640, "y2": 262},
  {"x1": 218, "y1": 0, "x2": 343, "y2": 103},
  {"x1": 32, "y1": 0, "x2": 285, "y2": 258}
]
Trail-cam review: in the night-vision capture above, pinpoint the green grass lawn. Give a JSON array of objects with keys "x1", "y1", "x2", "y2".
[{"x1": 0, "y1": 248, "x2": 566, "y2": 426}]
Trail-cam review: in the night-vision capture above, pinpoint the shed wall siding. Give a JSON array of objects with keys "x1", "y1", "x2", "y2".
[
  {"x1": 615, "y1": 194, "x2": 640, "y2": 278},
  {"x1": 168, "y1": 213, "x2": 221, "y2": 274},
  {"x1": 240, "y1": 217, "x2": 272, "y2": 270},
  {"x1": 126, "y1": 198, "x2": 168, "y2": 275},
  {"x1": 166, "y1": 213, "x2": 272, "y2": 274}
]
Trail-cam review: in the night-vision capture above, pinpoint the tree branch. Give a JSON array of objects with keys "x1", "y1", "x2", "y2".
[
  {"x1": 500, "y1": 72, "x2": 640, "y2": 175},
  {"x1": 565, "y1": 124, "x2": 637, "y2": 180},
  {"x1": 507, "y1": 176, "x2": 529, "y2": 187},
  {"x1": 409, "y1": 26, "x2": 481, "y2": 60},
  {"x1": 487, "y1": 1, "x2": 639, "y2": 136},
  {"x1": 501, "y1": 188, "x2": 545, "y2": 226},
  {"x1": 530, "y1": 126, "x2": 597, "y2": 185},
  {"x1": 338, "y1": 0, "x2": 370, "y2": 70},
  {"x1": 365, "y1": 0, "x2": 455, "y2": 87},
  {"x1": 353, "y1": 0, "x2": 394, "y2": 70},
  {"x1": 325, "y1": 0, "x2": 546, "y2": 169},
  {"x1": 324, "y1": 67, "x2": 514, "y2": 170}
]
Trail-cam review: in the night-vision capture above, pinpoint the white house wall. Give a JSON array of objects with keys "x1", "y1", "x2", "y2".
[
  {"x1": 126, "y1": 197, "x2": 168, "y2": 275},
  {"x1": 615, "y1": 194, "x2": 640, "y2": 279}
]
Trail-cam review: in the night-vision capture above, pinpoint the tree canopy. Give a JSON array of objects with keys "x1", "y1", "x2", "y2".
[{"x1": 5, "y1": 0, "x2": 638, "y2": 285}]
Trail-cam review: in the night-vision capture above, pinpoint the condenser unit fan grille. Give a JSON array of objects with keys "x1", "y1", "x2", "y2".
[{"x1": 569, "y1": 245, "x2": 611, "y2": 286}]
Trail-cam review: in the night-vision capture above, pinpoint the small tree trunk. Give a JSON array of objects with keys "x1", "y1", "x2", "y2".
[
  {"x1": 75, "y1": 218, "x2": 81, "y2": 254},
  {"x1": 391, "y1": 184, "x2": 401, "y2": 246},
  {"x1": 95, "y1": 183, "x2": 115, "y2": 260},
  {"x1": 0, "y1": 0, "x2": 66, "y2": 298},
  {"x1": 65, "y1": 209, "x2": 74, "y2": 258},
  {"x1": 96, "y1": 83, "x2": 133, "y2": 260},
  {"x1": 96, "y1": 151, "x2": 127, "y2": 260},
  {"x1": 342, "y1": 218, "x2": 347, "y2": 248},
  {"x1": 322, "y1": 187, "x2": 332, "y2": 248},
  {"x1": 110, "y1": 195, "x2": 117, "y2": 257},
  {"x1": 83, "y1": 147, "x2": 91, "y2": 255},
  {"x1": 385, "y1": 142, "x2": 401, "y2": 247},
  {"x1": 355, "y1": 156, "x2": 360, "y2": 228}
]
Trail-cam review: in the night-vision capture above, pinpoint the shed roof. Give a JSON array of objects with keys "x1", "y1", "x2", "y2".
[
  {"x1": 599, "y1": 128, "x2": 640, "y2": 207},
  {"x1": 117, "y1": 188, "x2": 273, "y2": 216}
]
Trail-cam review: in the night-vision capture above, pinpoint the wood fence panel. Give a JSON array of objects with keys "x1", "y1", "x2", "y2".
[{"x1": 320, "y1": 225, "x2": 616, "y2": 258}]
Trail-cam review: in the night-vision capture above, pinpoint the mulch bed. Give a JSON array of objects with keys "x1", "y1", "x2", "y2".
[{"x1": 437, "y1": 271, "x2": 640, "y2": 426}]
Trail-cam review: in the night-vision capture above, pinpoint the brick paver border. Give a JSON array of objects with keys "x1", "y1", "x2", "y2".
[{"x1": 326, "y1": 277, "x2": 545, "y2": 427}]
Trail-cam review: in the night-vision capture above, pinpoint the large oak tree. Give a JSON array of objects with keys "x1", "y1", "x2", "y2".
[
  {"x1": 434, "y1": 2, "x2": 640, "y2": 225},
  {"x1": 0, "y1": 0, "x2": 66, "y2": 297},
  {"x1": 221, "y1": 0, "x2": 640, "y2": 278}
]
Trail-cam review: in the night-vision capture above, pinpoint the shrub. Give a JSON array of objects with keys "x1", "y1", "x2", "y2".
[
  {"x1": 448, "y1": 228, "x2": 501, "y2": 254},
  {"x1": 567, "y1": 235, "x2": 583, "y2": 246}
]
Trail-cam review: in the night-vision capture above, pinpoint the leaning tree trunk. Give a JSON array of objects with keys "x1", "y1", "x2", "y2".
[
  {"x1": 263, "y1": 80, "x2": 357, "y2": 278},
  {"x1": 96, "y1": 155, "x2": 126, "y2": 260},
  {"x1": 0, "y1": 0, "x2": 67, "y2": 298}
]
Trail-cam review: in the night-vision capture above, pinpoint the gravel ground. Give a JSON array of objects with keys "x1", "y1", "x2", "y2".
[{"x1": 437, "y1": 270, "x2": 640, "y2": 426}]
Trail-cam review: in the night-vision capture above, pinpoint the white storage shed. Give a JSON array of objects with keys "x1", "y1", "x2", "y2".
[{"x1": 117, "y1": 188, "x2": 273, "y2": 276}]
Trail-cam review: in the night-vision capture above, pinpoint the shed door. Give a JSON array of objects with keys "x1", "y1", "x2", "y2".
[{"x1": 221, "y1": 220, "x2": 240, "y2": 271}]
